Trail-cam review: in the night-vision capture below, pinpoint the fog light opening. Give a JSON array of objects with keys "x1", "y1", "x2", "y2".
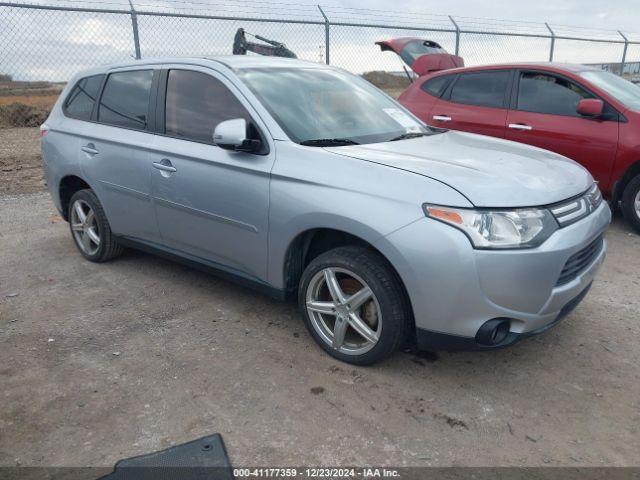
[{"x1": 476, "y1": 319, "x2": 511, "y2": 346}]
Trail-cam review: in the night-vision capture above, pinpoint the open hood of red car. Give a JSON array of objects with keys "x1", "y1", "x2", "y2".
[{"x1": 376, "y1": 38, "x2": 464, "y2": 76}]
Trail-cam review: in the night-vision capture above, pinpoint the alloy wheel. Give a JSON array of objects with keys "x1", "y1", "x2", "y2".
[
  {"x1": 70, "y1": 199, "x2": 100, "y2": 256},
  {"x1": 305, "y1": 267, "x2": 381, "y2": 355}
]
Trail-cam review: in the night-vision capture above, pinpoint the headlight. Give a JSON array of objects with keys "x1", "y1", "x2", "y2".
[{"x1": 424, "y1": 204, "x2": 557, "y2": 249}]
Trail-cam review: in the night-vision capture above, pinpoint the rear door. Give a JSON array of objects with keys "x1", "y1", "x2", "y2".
[
  {"x1": 428, "y1": 70, "x2": 512, "y2": 138},
  {"x1": 505, "y1": 70, "x2": 619, "y2": 186},
  {"x1": 399, "y1": 74, "x2": 453, "y2": 124},
  {"x1": 78, "y1": 67, "x2": 161, "y2": 243},
  {"x1": 150, "y1": 66, "x2": 274, "y2": 282}
]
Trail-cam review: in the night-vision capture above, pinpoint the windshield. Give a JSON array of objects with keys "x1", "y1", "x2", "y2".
[
  {"x1": 580, "y1": 70, "x2": 640, "y2": 111},
  {"x1": 237, "y1": 67, "x2": 429, "y2": 145}
]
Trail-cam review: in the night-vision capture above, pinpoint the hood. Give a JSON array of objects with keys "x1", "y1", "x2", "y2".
[
  {"x1": 325, "y1": 131, "x2": 592, "y2": 208},
  {"x1": 376, "y1": 38, "x2": 464, "y2": 76}
]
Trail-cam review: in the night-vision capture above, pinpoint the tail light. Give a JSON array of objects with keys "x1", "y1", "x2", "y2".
[{"x1": 40, "y1": 124, "x2": 50, "y2": 137}]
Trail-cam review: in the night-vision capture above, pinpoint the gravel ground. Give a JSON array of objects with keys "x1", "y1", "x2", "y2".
[
  {"x1": 0, "y1": 191, "x2": 639, "y2": 468},
  {"x1": 0, "y1": 127, "x2": 639, "y2": 469}
]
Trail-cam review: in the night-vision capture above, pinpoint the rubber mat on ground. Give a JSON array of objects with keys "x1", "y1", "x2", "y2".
[{"x1": 99, "y1": 434, "x2": 233, "y2": 480}]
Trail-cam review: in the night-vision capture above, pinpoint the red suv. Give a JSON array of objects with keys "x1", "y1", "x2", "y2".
[{"x1": 394, "y1": 57, "x2": 640, "y2": 232}]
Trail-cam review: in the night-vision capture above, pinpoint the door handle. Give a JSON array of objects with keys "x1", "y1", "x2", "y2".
[
  {"x1": 432, "y1": 115, "x2": 452, "y2": 122},
  {"x1": 152, "y1": 160, "x2": 177, "y2": 173},
  {"x1": 81, "y1": 144, "x2": 99, "y2": 155},
  {"x1": 508, "y1": 123, "x2": 533, "y2": 131}
]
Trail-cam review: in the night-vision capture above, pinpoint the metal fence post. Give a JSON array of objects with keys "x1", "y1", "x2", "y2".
[
  {"x1": 129, "y1": 0, "x2": 141, "y2": 59},
  {"x1": 545, "y1": 23, "x2": 555, "y2": 62},
  {"x1": 318, "y1": 5, "x2": 330, "y2": 64},
  {"x1": 619, "y1": 30, "x2": 628, "y2": 76},
  {"x1": 449, "y1": 15, "x2": 460, "y2": 56}
]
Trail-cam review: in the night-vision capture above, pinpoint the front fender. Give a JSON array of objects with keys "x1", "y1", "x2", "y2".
[{"x1": 266, "y1": 141, "x2": 471, "y2": 289}]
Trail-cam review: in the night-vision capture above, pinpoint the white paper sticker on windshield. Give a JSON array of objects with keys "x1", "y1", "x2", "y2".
[{"x1": 383, "y1": 108, "x2": 422, "y2": 132}]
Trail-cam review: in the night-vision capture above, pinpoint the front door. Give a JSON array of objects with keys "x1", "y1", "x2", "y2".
[
  {"x1": 505, "y1": 70, "x2": 619, "y2": 186},
  {"x1": 150, "y1": 67, "x2": 274, "y2": 283}
]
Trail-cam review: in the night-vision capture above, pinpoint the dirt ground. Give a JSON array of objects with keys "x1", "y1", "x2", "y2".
[
  {"x1": 0, "y1": 128, "x2": 43, "y2": 195},
  {"x1": 0, "y1": 128, "x2": 639, "y2": 469},
  {"x1": 0, "y1": 82, "x2": 61, "y2": 128}
]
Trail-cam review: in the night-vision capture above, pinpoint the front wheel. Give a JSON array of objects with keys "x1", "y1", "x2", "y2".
[
  {"x1": 621, "y1": 175, "x2": 640, "y2": 234},
  {"x1": 298, "y1": 246, "x2": 412, "y2": 365}
]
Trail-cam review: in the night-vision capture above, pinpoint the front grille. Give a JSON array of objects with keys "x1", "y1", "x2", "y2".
[
  {"x1": 556, "y1": 235, "x2": 604, "y2": 286},
  {"x1": 550, "y1": 184, "x2": 603, "y2": 228}
]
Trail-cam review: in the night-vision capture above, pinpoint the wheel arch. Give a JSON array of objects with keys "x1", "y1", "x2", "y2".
[
  {"x1": 281, "y1": 227, "x2": 415, "y2": 331},
  {"x1": 613, "y1": 159, "x2": 640, "y2": 206},
  {"x1": 283, "y1": 228, "x2": 365, "y2": 292},
  {"x1": 58, "y1": 175, "x2": 93, "y2": 221}
]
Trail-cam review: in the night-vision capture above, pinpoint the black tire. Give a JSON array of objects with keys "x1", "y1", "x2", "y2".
[
  {"x1": 621, "y1": 175, "x2": 640, "y2": 234},
  {"x1": 298, "y1": 246, "x2": 412, "y2": 365},
  {"x1": 68, "y1": 189, "x2": 123, "y2": 262}
]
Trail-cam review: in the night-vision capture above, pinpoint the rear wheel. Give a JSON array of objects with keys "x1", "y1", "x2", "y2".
[
  {"x1": 298, "y1": 246, "x2": 411, "y2": 365},
  {"x1": 68, "y1": 189, "x2": 123, "y2": 262},
  {"x1": 621, "y1": 175, "x2": 640, "y2": 234}
]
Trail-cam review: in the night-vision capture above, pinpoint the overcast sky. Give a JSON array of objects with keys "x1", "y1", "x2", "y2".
[
  {"x1": 332, "y1": 0, "x2": 640, "y2": 36},
  {"x1": 2, "y1": 0, "x2": 639, "y2": 80},
  {"x1": 85, "y1": 0, "x2": 640, "y2": 37}
]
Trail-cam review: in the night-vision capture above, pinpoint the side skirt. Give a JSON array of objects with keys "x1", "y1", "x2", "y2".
[{"x1": 115, "y1": 236, "x2": 288, "y2": 301}]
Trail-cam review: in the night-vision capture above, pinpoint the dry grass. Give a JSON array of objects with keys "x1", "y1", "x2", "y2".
[
  {"x1": 0, "y1": 82, "x2": 61, "y2": 128},
  {"x1": 381, "y1": 87, "x2": 406, "y2": 99},
  {"x1": 0, "y1": 94, "x2": 59, "y2": 108}
]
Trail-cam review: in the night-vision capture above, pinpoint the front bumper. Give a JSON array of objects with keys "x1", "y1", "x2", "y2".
[
  {"x1": 415, "y1": 282, "x2": 592, "y2": 351},
  {"x1": 374, "y1": 202, "x2": 611, "y2": 351}
]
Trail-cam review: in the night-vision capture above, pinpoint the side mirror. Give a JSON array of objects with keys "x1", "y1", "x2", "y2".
[
  {"x1": 213, "y1": 118, "x2": 261, "y2": 153},
  {"x1": 577, "y1": 98, "x2": 604, "y2": 118}
]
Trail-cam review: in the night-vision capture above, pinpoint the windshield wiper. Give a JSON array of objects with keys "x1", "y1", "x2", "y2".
[
  {"x1": 389, "y1": 132, "x2": 430, "y2": 142},
  {"x1": 300, "y1": 138, "x2": 359, "y2": 147}
]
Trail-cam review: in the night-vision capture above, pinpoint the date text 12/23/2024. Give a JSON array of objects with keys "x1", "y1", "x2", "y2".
[{"x1": 233, "y1": 468, "x2": 401, "y2": 478}]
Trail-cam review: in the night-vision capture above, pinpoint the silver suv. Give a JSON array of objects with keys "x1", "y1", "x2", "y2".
[{"x1": 41, "y1": 56, "x2": 610, "y2": 365}]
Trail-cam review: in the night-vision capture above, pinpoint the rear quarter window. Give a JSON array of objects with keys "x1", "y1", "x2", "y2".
[
  {"x1": 421, "y1": 75, "x2": 451, "y2": 97},
  {"x1": 63, "y1": 75, "x2": 104, "y2": 121}
]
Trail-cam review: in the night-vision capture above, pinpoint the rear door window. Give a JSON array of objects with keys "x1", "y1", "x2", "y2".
[
  {"x1": 449, "y1": 71, "x2": 510, "y2": 108},
  {"x1": 516, "y1": 71, "x2": 593, "y2": 116},
  {"x1": 164, "y1": 69, "x2": 252, "y2": 144},
  {"x1": 64, "y1": 75, "x2": 104, "y2": 121},
  {"x1": 98, "y1": 70, "x2": 153, "y2": 130}
]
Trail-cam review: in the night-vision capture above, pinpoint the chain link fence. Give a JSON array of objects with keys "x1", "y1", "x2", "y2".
[{"x1": 1, "y1": 0, "x2": 639, "y2": 128}]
